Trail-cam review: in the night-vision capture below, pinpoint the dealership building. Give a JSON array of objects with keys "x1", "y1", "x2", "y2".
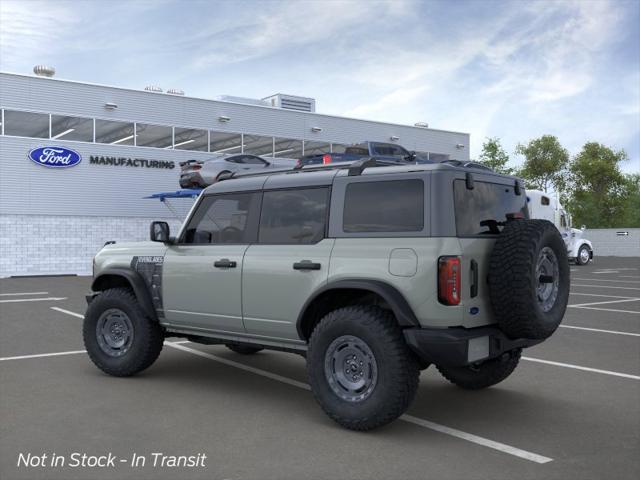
[{"x1": 0, "y1": 69, "x2": 470, "y2": 277}]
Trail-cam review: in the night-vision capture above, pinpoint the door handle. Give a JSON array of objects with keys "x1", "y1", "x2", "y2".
[
  {"x1": 214, "y1": 258, "x2": 237, "y2": 268},
  {"x1": 293, "y1": 260, "x2": 321, "y2": 271}
]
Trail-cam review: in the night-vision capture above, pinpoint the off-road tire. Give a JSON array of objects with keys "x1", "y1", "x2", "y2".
[
  {"x1": 307, "y1": 306, "x2": 419, "y2": 431},
  {"x1": 436, "y1": 349, "x2": 521, "y2": 390},
  {"x1": 575, "y1": 244, "x2": 590, "y2": 266},
  {"x1": 225, "y1": 344, "x2": 264, "y2": 355},
  {"x1": 83, "y1": 288, "x2": 164, "y2": 377},
  {"x1": 489, "y1": 219, "x2": 569, "y2": 340}
]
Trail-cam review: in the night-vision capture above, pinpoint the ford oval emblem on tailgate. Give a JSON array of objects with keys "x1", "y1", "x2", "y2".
[{"x1": 28, "y1": 146, "x2": 82, "y2": 168}]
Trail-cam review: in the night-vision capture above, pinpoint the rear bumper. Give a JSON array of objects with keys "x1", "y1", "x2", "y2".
[
  {"x1": 403, "y1": 325, "x2": 542, "y2": 367},
  {"x1": 179, "y1": 172, "x2": 205, "y2": 188}
]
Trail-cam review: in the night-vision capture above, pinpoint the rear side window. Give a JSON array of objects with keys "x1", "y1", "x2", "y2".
[
  {"x1": 182, "y1": 192, "x2": 260, "y2": 244},
  {"x1": 343, "y1": 180, "x2": 424, "y2": 232},
  {"x1": 259, "y1": 188, "x2": 329, "y2": 244},
  {"x1": 454, "y1": 180, "x2": 528, "y2": 235}
]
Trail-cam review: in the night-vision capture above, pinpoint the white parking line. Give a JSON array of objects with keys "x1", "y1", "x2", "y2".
[
  {"x1": 619, "y1": 275, "x2": 640, "y2": 279},
  {"x1": 572, "y1": 284, "x2": 640, "y2": 291},
  {"x1": 522, "y1": 357, "x2": 640, "y2": 380},
  {"x1": 569, "y1": 298, "x2": 640, "y2": 307},
  {"x1": 0, "y1": 350, "x2": 86, "y2": 361},
  {"x1": 167, "y1": 342, "x2": 552, "y2": 464},
  {"x1": 570, "y1": 292, "x2": 636, "y2": 299},
  {"x1": 568, "y1": 306, "x2": 640, "y2": 315},
  {"x1": 573, "y1": 278, "x2": 640, "y2": 284},
  {"x1": 0, "y1": 291, "x2": 49, "y2": 296},
  {"x1": 559, "y1": 325, "x2": 640, "y2": 337},
  {"x1": 51, "y1": 307, "x2": 85, "y2": 318},
  {"x1": 0, "y1": 297, "x2": 67, "y2": 303}
]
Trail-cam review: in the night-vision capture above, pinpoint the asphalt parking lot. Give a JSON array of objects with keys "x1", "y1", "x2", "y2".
[{"x1": 1, "y1": 257, "x2": 639, "y2": 480}]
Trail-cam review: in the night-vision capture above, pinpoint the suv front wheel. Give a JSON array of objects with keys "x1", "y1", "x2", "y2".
[
  {"x1": 307, "y1": 306, "x2": 419, "y2": 431},
  {"x1": 83, "y1": 288, "x2": 164, "y2": 377}
]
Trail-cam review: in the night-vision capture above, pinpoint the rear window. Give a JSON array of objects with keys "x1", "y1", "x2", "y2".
[
  {"x1": 343, "y1": 180, "x2": 424, "y2": 232},
  {"x1": 454, "y1": 180, "x2": 528, "y2": 235}
]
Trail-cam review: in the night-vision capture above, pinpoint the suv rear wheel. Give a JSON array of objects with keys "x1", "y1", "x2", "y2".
[
  {"x1": 83, "y1": 288, "x2": 164, "y2": 377},
  {"x1": 436, "y1": 349, "x2": 521, "y2": 390},
  {"x1": 307, "y1": 306, "x2": 419, "y2": 431}
]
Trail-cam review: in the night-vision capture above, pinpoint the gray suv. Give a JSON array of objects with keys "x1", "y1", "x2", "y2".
[{"x1": 84, "y1": 159, "x2": 570, "y2": 430}]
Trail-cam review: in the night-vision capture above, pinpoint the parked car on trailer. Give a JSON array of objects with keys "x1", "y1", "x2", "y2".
[
  {"x1": 179, "y1": 154, "x2": 296, "y2": 188},
  {"x1": 297, "y1": 141, "x2": 430, "y2": 167}
]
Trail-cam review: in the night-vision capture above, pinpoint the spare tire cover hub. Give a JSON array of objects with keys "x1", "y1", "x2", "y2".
[{"x1": 536, "y1": 247, "x2": 559, "y2": 312}]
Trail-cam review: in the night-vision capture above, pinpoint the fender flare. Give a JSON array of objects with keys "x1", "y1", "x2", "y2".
[
  {"x1": 91, "y1": 268, "x2": 157, "y2": 321},
  {"x1": 296, "y1": 279, "x2": 420, "y2": 339}
]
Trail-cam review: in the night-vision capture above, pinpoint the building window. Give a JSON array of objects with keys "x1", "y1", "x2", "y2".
[
  {"x1": 274, "y1": 137, "x2": 303, "y2": 158},
  {"x1": 244, "y1": 134, "x2": 274, "y2": 157},
  {"x1": 303, "y1": 141, "x2": 331, "y2": 156},
  {"x1": 259, "y1": 188, "x2": 329, "y2": 244},
  {"x1": 174, "y1": 127, "x2": 208, "y2": 151},
  {"x1": 3, "y1": 110, "x2": 49, "y2": 138},
  {"x1": 210, "y1": 131, "x2": 243, "y2": 154},
  {"x1": 95, "y1": 119, "x2": 135, "y2": 145},
  {"x1": 51, "y1": 114, "x2": 93, "y2": 142},
  {"x1": 343, "y1": 180, "x2": 424, "y2": 233},
  {"x1": 135, "y1": 123, "x2": 173, "y2": 148}
]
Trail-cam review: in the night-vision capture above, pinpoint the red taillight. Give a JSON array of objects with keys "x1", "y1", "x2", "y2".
[
  {"x1": 438, "y1": 256, "x2": 461, "y2": 305},
  {"x1": 191, "y1": 164, "x2": 202, "y2": 170},
  {"x1": 295, "y1": 159, "x2": 302, "y2": 167},
  {"x1": 322, "y1": 154, "x2": 332, "y2": 164}
]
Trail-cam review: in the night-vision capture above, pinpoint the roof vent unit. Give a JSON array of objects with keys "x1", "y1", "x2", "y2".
[
  {"x1": 33, "y1": 65, "x2": 55, "y2": 77},
  {"x1": 414, "y1": 122, "x2": 429, "y2": 128},
  {"x1": 144, "y1": 85, "x2": 163, "y2": 93},
  {"x1": 216, "y1": 95, "x2": 270, "y2": 107},
  {"x1": 262, "y1": 94, "x2": 316, "y2": 113},
  {"x1": 167, "y1": 88, "x2": 185, "y2": 96}
]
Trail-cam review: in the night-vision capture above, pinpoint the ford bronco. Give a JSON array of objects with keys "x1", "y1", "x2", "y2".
[{"x1": 84, "y1": 159, "x2": 569, "y2": 430}]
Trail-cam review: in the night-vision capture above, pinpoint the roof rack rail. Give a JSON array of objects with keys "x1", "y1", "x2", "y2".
[
  {"x1": 216, "y1": 157, "x2": 389, "y2": 182},
  {"x1": 440, "y1": 159, "x2": 494, "y2": 172}
]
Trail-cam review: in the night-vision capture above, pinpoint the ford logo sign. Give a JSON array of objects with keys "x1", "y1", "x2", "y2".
[{"x1": 28, "y1": 146, "x2": 82, "y2": 168}]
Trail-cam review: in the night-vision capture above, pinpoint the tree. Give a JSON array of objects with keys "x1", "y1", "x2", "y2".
[
  {"x1": 619, "y1": 173, "x2": 640, "y2": 228},
  {"x1": 515, "y1": 135, "x2": 569, "y2": 193},
  {"x1": 566, "y1": 142, "x2": 629, "y2": 228},
  {"x1": 478, "y1": 137, "x2": 513, "y2": 175}
]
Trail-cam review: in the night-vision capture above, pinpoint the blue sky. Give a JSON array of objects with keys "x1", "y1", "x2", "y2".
[{"x1": 1, "y1": 0, "x2": 638, "y2": 172}]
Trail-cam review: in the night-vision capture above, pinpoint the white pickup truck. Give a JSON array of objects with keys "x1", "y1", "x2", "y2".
[{"x1": 526, "y1": 190, "x2": 594, "y2": 265}]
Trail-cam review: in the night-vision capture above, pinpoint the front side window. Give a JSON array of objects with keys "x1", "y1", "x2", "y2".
[
  {"x1": 3, "y1": 110, "x2": 49, "y2": 138},
  {"x1": 343, "y1": 180, "x2": 424, "y2": 233},
  {"x1": 259, "y1": 188, "x2": 329, "y2": 244},
  {"x1": 454, "y1": 180, "x2": 528, "y2": 235},
  {"x1": 182, "y1": 193, "x2": 260, "y2": 244}
]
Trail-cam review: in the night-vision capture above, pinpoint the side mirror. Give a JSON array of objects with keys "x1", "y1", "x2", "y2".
[{"x1": 150, "y1": 221, "x2": 170, "y2": 243}]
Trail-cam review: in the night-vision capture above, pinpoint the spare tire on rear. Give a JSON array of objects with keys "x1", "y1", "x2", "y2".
[{"x1": 488, "y1": 219, "x2": 569, "y2": 340}]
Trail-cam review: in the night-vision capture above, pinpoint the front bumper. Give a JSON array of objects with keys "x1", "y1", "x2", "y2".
[{"x1": 403, "y1": 325, "x2": 542, "y2": 367}]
